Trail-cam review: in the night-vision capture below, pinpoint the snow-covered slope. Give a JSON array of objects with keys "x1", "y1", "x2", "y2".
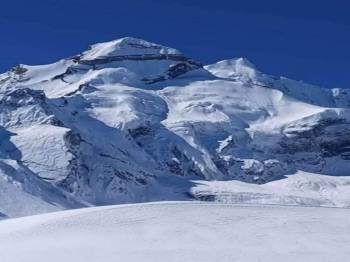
[
  {"x1": 0, "y1": 202, "x2": 350, "y2": 262},
  {"x1": 0, "y1": 159, "x2": 84, "y2": 219},
  {"x1": 191, "y1": 171, "x2": 350, "y2": 207},
  {"x1": 0, "y1": 37, "x2": 349, "y2": 217}
]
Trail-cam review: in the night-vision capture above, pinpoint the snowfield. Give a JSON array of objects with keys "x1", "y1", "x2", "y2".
[{"x1": 0, "y1": 202, "x2": 349, "y2": 262}]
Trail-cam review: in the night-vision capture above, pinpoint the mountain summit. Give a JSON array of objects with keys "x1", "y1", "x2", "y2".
[
  {"x1": 1, "y1": 37, "x2": 350, "y2": 218},
  {"x1": 80, "y1": 37, "x2": 182, "y2": 60}
]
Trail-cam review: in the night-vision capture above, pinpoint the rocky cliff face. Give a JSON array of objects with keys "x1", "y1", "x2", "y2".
[{"x1": 1, "y1": 37, "x2": 349, "y2": 217}]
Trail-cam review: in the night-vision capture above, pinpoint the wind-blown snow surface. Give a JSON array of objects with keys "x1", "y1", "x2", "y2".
[
  {"x1": 1, "y1": 37, "x2": 350, "y2": 217},
  {"x1": 0, "y1": 202, "x2": 350, "y2": 262}
]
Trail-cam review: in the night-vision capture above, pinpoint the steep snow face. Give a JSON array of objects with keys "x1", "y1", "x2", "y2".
[
  {"x1": 0, "y1": 159, "x2": 84, "y2": 219},
  {"x1": 1, "y1": 203, "x2": 350, "y2": 262},
  {"x1": 0, "y1": 38, "x2": 350, "y2": 216}
]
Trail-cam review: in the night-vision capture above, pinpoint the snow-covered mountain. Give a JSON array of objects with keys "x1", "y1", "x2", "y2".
[{"x1": 1, "y1": 37, "x2": 350, "y2": 217}]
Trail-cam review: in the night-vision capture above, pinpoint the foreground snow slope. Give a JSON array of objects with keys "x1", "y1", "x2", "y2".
[{"x1": 0, "y1": 202, "x2": 349, "y2": 262}]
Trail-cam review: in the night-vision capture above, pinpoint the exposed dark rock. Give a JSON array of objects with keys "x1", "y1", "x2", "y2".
[
  {"x1": 11, "y1": 65, "x2": 28, "y2": 75},
  {"x1": 129, "y1": 126, "x2": 153, "y2": 138}
]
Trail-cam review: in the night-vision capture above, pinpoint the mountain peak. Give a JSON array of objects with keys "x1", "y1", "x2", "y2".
[
  {"x1": 80, "y1": 37, "x2": 182, "y2": 61},
  {"x1": 205, "y1": 57, "x2": 259, "y2": 80}
]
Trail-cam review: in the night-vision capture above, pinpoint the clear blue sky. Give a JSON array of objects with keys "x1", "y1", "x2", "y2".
[{"x1": 1, "y1": 0, "x2": 349, "y2": 88}]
